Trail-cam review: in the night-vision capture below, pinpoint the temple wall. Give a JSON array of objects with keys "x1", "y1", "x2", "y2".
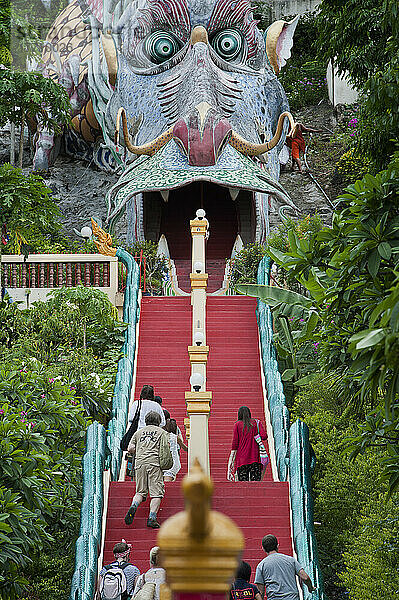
[{"x1": 326, "y1": 62, "x2": 359, "y2": 106}]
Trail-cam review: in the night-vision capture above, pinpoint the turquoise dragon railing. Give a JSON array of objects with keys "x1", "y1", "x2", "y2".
[
  {"x1": 256, "y1": 256, "x2": 325, "y2": 599},
  {"x1": 69, "y1": 249, "x2": 140, "y2": 600}
]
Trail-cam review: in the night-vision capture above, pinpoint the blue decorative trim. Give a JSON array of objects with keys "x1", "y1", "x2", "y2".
[{"x1": 69, "y1": 249, "x2": 140, "y2": 600}]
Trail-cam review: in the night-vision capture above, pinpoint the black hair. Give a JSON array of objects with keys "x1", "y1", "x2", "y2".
[
  {"x1": 145, "y1": 411, "x2": 161, "y2": 426},
  {"x1": 113, "y1": 542, "x2": 129, "y2": 555},
  {"x1": 140, "y1": 385, "x2": 154, "y2": 401},
  {"x1": 262, "y1": 534, "x2": 278, "y2": 553},
  {"x1": 237, "y1": 406, "x2": 252, "y2": 431},
  {"x1": 154, "y1": 396, "x2": 162, "y2": 405},
  {"x1": 236, "y1": 560, "x2": 251, "y2": 582},
  {"x1": 164, "y1": 418, "x2": 177, "y2": 434},
  {"x1": 163, "y1": 408, "x2": 171, "y2": 420}
]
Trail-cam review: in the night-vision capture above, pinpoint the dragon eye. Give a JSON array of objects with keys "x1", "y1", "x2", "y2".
[
  {"x1": 144, "y1": 31, "x2": 182, "y2": 64},
  {"x1": 211, "y1": 29, "x2": 243, "y2": 61}
]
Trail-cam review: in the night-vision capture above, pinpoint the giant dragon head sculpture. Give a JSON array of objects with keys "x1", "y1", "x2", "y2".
[{"x1": 38, "y1": 0, "x2": 299, "y2": 254}]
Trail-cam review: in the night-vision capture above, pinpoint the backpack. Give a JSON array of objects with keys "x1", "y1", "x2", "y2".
[
  {"x1": 134, "y1": 568, "x2": 164, "y2": 600},
  {"x1": 134, "y1": 582, "x2": 156, "y2": 600},
  {"x1": 100, "y1": 561, "x2": 129, "y2": 600},
  {"x1": 231, "y1": 582, "x2": 256, "y2": 600},
  {"x1": 159, "y1": 432, "x2": 173, "y2": 471}
]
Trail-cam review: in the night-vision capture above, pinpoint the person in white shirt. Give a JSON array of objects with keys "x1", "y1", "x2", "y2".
[
  {"x1": 162, "y1": 418, "x2": 188, "y2": 481},
  {"x1": 128, "y1": 385, "x2": 165, "y2": 430},
  {"x1": 132, "y1": 546, "x2": 165, "y2": 600}
]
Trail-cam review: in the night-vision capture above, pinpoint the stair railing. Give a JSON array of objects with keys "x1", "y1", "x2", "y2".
[
  {"x1": 69, "y1": 223, "x2": 141, "y2": 600},
  {"x1": 185, "y1": 210, "x2": 212, "y2": 475},
  {"x1": 256, "y1": 255, "x2": 325, "y2": 600}
]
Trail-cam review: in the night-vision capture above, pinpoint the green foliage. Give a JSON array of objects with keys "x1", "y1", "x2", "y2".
[
  {"x1": 317, "y1": 0, "x2": 399, "y2": 170},
  {"x1": 280, "y1": 62, "x2": 327, "y2": 111},
  {"x1": 248, "y1": 9, "x2": 327, "y2": 110},
  {"x1": 278, "y1": 12, "x2": 327, "y2": 110},
  {"x1": 267, "y1": 214, "x2": 324, "y2": 254},
  {"x1": 268, "y1": 157, "x2": 399, "y2": 381},
  {"x1": 0, "y1": 165, "x2": 62, "y2": 255},
  {"x1": 336, "y1": 148, "x2": 372, "y2": 184},
  {"x1": 0, "y1": 363, "x2": 87, "y2": 599},
  {"x1": 292, "y1": 375, "x2": 391, "y2": 598},
  {"x1": 251, "y1": 0, "x2": 272, "y2": 29},
  {"x1": 316, "y1": 0, "x2": 391, "y2": 87},
  {"x1": 229, "y1": 242, "x2": 268, "y2": 286},
  {"x1": 356, "y1": 55, "x2": 399, "y2": 170},
  {"x1": 5, "y1": 0, "x2": 69, "y2": 66},
  {"x1": 236, "y1": 283, "x2": 319, "y2": 393},
  {"x1": 339, "y1": 497, "x2": 399, "y2": 600},
  {"x1": 47, "y1": 286, "x2": 119, "y2": 349},
  {"x1": 0, "y1": 68, "x2": 70, "y2": 130},
  {"x1": 251, "y1": 156, "x2": 399, "y2": 495},
  {"x1": 128, "y1": 240, "x2": 167, "y2": 294},
  {"x1": 0, "y1": 285, "x2": 125, "y2": 596},
  {"x1": 18, "y1": 531, "x2": 76, "y2": 600}
]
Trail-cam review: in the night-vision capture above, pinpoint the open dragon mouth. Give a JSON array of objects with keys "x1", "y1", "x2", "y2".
[{"x1": 106, "y1": 140, "x2": 297, "y2": 254}]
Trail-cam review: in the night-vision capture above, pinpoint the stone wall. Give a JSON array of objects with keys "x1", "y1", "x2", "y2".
[{"x1": 269, "y1": 0, "x2": 319, "y2": 19}]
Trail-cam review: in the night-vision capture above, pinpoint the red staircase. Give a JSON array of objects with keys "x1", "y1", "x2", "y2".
[
  {"x1": 207, "y1": 297, "x2": 292, "y2": 572},
  {"x1": 102, "y1": 296, "x2": 292, "y2": 579}
]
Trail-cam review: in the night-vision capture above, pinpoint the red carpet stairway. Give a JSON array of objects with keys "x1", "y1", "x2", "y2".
[{"x1": 103, "y1": 296, "x2": 292, "y2": 578}]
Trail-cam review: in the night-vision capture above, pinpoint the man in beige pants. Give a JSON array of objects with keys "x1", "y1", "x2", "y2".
[{"x1": 125, "y1": 411, "x2": 167, "y2": 529}]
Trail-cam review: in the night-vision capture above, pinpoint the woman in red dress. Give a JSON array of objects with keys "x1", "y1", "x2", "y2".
[{"x1": 227, "y1": 406, "x2": 267, "y2": 481}]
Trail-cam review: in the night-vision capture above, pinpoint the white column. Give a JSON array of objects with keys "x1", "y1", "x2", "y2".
[{"x1": 186, "y1": 211, "x2": 212, "y2": 475}]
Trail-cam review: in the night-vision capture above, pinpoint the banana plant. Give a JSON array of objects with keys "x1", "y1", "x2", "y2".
[{"x1": 236, "y1": 283, "x2": 320, "y2": 386}]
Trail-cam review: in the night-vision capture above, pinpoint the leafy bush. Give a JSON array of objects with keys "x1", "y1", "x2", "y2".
[
  {"x1": 229, "y1": 242, "x2": 268, "y2": 286},
  {"x1": 336, "y1": 148, "x2": 372, "y2": 184},
  {"x1": 292, "y1": 375, "x2": 390, "y2": 599},
  {"x1": 278, "y1": 12, "x2": 328, "y2": 110},
  {"x1": 128, "y1": 240, "x2": 167, "y2": 294},
  {"x1": 280, "y1": 62, "x2": 327, "y2": 111},
  {"x1": 316, "y1": 0, "x2": 399, "y2": 170},
  {"x1": 339, "y1": 497, "x2": 399, "y2": 600},
  {"x1": 17, "y1": 531, "x2": 76, "y2": 600},
  {"x1": 267, "y1": 214, "x2": 323, "y2": 253},
  {"x1": 0, "y1": 285, "x2": 126, "y2": 597},
  {"x1": 0, "y1": 365, "x2": 87, "y2": 600},
  {"x1": 0, "y1": 164, "x2": 61, "y2": 255}
]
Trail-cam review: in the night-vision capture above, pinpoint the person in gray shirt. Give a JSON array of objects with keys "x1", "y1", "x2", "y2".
[{"x1": 254, "y1": 535, "x2": 315, "y2": 600}]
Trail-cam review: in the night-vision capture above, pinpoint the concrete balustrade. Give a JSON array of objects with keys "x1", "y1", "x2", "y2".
[
  {"x1": 1, "y1": 253, "x2": 123, "y2": 312},
  {"x1": 185, "y1": 213, "x2": 212, "y2": 475}
]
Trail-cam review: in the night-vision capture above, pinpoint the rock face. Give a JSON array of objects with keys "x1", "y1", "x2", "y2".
[
  {"x1": 276, "y1": 169, "x2": 332, "y2": 228},
  {"x1": 41, "y1": 156, "x2": 127, "y2": 242}
]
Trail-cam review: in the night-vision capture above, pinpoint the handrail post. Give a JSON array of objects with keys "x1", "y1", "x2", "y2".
[{"x1": 185, "y1": 211, "x2": 212, "y2": 475}]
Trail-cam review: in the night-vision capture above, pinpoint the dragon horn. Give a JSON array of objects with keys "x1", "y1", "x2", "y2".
[
  {"x1": 229, "y1": 112, "x2": 296, "y2": 156},
  {"x1": 115, "y1": 107, "x2": 173, "y2": 156}
]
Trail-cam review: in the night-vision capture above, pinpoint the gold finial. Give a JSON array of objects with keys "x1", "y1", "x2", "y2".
[
  {"x1": 157, "y1": 460, "x2": 244, "y2": 593},
  {"x1": 183, "y1": 458, "x2": 213, "y2": 540},
  {"x1": 91, "y1": 218, "x2": 117, "y2": 257}
]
